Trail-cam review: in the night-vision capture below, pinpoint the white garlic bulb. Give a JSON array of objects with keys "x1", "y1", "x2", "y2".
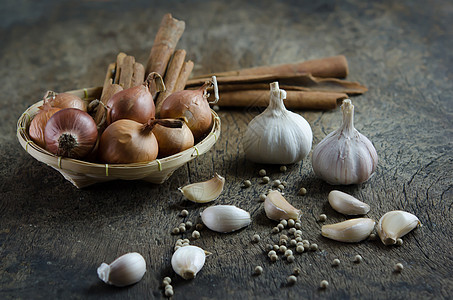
[
  {"x1": 312, "y1": 99, "x2": 378, "y2": 185},
  {"x1": 200, "y1": 205, "x2": 251, "y2": 233},
  {"x1": 242, "y1": 82, "x2": 312, "y2": 164},
  {"x1": 171, "y1": 245, "x2": 206, "y2": 280},
  {"x1": 97, "y1": 252, "x2": 146, "y2": 287}
]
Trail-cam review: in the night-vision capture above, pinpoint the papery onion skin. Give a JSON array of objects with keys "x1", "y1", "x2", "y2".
[
  {"x1": 29, "y1": 104, "x2": 61, "y2": 148},
  {"x1": 152, "y1": 119, "x2": 194, "y2": 158},
  {"x1": 45, "y1": 91, "x2": 87, "y2": 112},
  {"x1": 98, "y1": 119, "x2": 158, "y2": 164},
  {"x1": 106, "y1": 85, "x2": 155, "y2": 125},
  {"x1": 44, "y1": 108, "x2": 98, "y2": 159},
  {"x1": 159, "y1": 86, "x2": 212, "y2": 141}
]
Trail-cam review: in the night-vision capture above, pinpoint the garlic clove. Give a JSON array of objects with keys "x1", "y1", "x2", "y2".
[
  {"x1": 311, "y1": 99, "x2": 378, "y2": 185},
  {"x1": 321, "y1": 218, "x2": 375, "y2": 243},
  {"x1": 328, "y1": 190, "x2": 370, "y2": 215},
  {"x1": 97, "y1": 252, "x2": 146, "y2": 287},
  {"x1": 200, "y1": 205, "x2": 251, "y2": 233},
  {"x1": 377, "y1": 210, "x2": 421, "y2": 245},
  {"x1": 264, "y1": 190, "x2": 301, "y2": 221},
  {"x1": 171, "y1": 245, "x2": 206, "y2": 280},
  {"x1": 179, "y1": 173, "x2": 225, "y2": 203}
]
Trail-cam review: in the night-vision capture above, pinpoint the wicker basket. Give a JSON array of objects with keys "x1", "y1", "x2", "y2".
[{"x1": 16, "y1": 87, "x2": 221, "y2": 188}]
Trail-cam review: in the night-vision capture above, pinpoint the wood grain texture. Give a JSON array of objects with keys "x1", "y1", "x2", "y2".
[{"x1": 0, "y1": 0, "x2": 452, "y2": 299}]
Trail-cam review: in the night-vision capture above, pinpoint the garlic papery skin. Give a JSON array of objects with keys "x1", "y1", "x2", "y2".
[
  {"x1": 264, "y1": 190, "x2": 301, "y2": 221},
  {"x1": 328, "y1": 190, "x2": 370, "y2": 215},
  {"x1": 97, "y1": 252, "x2": 146, "y2": 287},
  {"x1": 171, "y1": 245, "x2": 206, "y2": 280},
  {"x1": 321, "y1": 218, "x2": 375, "y2": 243},
  {"x1": 377, "y1": 211, "x2": 421, "y2": 246},
  {"x1": 242, "y1": 82, "x2": 312, "y2": 164},
  {"x1": 311, "y1": 99, "x2": 378, "y2": 185},
  {"x1": 200, "y1": 205, "x2": 251, "y2": 233},
  {"x1": 179, "y1": 173, "x2": 225, "y2": 203}
]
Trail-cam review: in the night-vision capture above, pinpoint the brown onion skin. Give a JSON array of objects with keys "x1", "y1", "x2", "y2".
[
  {"x1": 152, "y1": 119, "x2": 194, "y2": 158},
  {"x1": 29, "y1": 104, "x2": 61, "y2": 148},
  {"x1": 44, "y1": 108, "x2": 98, "y2": 159},
  {"x1": 46, "y1": 92, "x2": 87, "y2": 111},
  {"x1": 98, "y1": 119, "x2": 158, "y2": 164},
  {"x1": 159, "y1": 86, "x2": 212, "y2": 141},
  {"x1": 106, "y1": 85, "x2": 155, "y2": 125}
]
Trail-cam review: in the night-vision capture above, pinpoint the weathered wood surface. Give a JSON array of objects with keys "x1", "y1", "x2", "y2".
[{"x1": 1, "y1": 0, "x2": 452, "y2": 299}]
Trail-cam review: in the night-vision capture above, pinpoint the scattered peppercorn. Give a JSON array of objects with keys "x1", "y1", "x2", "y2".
[
  {"x1": 277, "y1": 224, "x2": 284, "y2": 230},
  {"x1": 278, "y1": 184, "x2": 285, "y2": 190},
  {"x1": 396, "y1": 238, "x2": 403, "y2": 246},
  {"x1": 281, "y1": 181, "x2": 288, "y2": 187},
  {"x1": 287, "y1": 275, "x2": 297, "y2": 285},
  {"x1": 259, "y1": 169, "x2": 267, "y2": 176},
  {"x1": 178, "y1": 225, "x2": 186, "y2": 233},
  {"x1": 332, "y1": 258, "x2": 341, "y2": 266},
  {"x1": 354, "y1": 255, "x2": 363, "y2": 263},
  {"x1": 295, "y1": 222, "x2": 302, "y2": 230},
  {"x1": 280, "y1": 234, "x2": 289, "y2": 240},
  {"x1": 296, "y1": 245, "x2": 305, "y2": 253},
  {"x1": 320, "y1": 280, "x2": 329, "y2": 289},
  {"x1": 195, "y1": 223, "x2": 204, "y2": 231},
  {"x1": 302, "y1": 240, "x2": 310, "y2": 248},
  {"x1": 279, "y1": 245, "x2": 287, "y2": 253},
  {"x1": 288, "y1": 228, "x2": 296, "y2": 235},
  {"x1": 318, "y1": 214, "x2": 327, "y2": 222},
  {"x1": 280, "y1": 220, "x2": 288, "y2": 227},
  {"x1": 185, "y1": 221, "x2": 193, "y2": 229},
  {"x1": 243, "y1": 180, "x2": 252, "y2": 188},
  {"x1": 288, "y1": 219, "x2": 295, "y2": 227},
  {"x1": 279, "y1": 239, "x2": 288, "y2": 246},
  {"x1": 268, "y1": 250, "x2": 277, "y2": 257},
  {"x1": 262, "y1": 176, "x2": 270, "y2": 184},
  {"x1": 192, "y1": 230, "x2": 200, "y2": 239},
  {"x1": 273, "y1": 180, "x2": 281, "y2": 187},
  {"x1": 298, "y1": 187, "x2": 307, "y2": 196},
  {"x1": 284, "y1": 250, "x2": 293, "y2": 257},
  {"x1": 394, "y1": 263, "x2": 404, "y2": 272},
  {"x1": 164, "y1": 286, "x2": 174, "y2": 297},
  {"x1": 163, "y1": 277, "x2": 172, "y2": 285},
  {"x1": 271, "y1": 227, "x2": 280, "y2": 234},
  {"x1": 180, "y1": 209, "x2": 189, "y2": 217},
  {"x1": 287, "y1": 255, "x2": 295, "y2": 263},
  {"x1": 254, "y1": 266, "x2": 264, "y2": 275},
  {"x1": 280, "y1": 166, "x2": 287, "y2": 172},
  {"x1": 172, "y1": 227, "x2": 180, "y2": 235},
  {"x1": 293, "y1": 268, "x2": 301, "y2": 276},
  {"x1": 369, "y1": 233, "x2": 376, "y2": 240},
  {"x1": 259, "y1": 194, "x2": 267, "y2": 202},
  {"x1": 309, "y1": 244, "x2": 319, "y2": 251},
  {"x1": 289, "y1": 239, "x2": 297, "y2": 247},
  {"x1": 252, "y1": 234, "x2": 261, "y2": 243},
  {"x1": 273, "y1": 245, "x2": 280, "y2": 251},
  {"x1": 270, "y1": 254, "x2": 278, "y2": 262}
]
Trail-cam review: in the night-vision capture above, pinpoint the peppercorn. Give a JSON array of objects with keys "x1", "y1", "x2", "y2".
[
  {"x1": 180, "y1": 209, "x2": 189, "y2": 217},
  {"x1": 259, "y1": 169, "x2": 267, "y2": 176},
  {"x1": 320, "y1": 280, "x2": 329, "y2": 289}
]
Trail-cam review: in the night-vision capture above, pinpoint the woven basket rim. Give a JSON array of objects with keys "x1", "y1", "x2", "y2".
[{"x1": 16, "y1": 86, "x2": 221, "y2": 174}]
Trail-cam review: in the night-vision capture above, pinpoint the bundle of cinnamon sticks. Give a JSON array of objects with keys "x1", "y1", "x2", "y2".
[
  {"x1": 97, "y1": 13, "x2": 367, "y2": 115},
  {"x1": 186, "y1": 55, "x2": 367, "y2": 110}
]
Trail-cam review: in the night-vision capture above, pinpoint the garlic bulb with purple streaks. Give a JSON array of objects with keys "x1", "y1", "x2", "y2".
[{"x1": 312, "y1": 99, "x2": 378, "y2": 185}]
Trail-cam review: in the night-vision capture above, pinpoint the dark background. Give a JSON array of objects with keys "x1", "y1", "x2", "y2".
[{"x1": 1, "y1": 0, "x2": 452, "y2": 299}]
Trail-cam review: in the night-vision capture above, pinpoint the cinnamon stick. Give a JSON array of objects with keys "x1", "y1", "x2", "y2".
[
  {"x1": 114, "y1": 52, "x2": 127, "y2": 84},
  {"x1": 155, "y1": 49, "x2": 187, "y2": 114},
  {"x1": 192, "y1": 55, "x2": 349, "y2": 80},
  {"x1": 187, "y1": 73, "x2": 367, "y2": 95},
  {"x1": 174, "y1": 60, "x2": 194, "y2": 92},
  {"x1": 119, "y1": 55, "x2": 135, "y2": 89},
  {"x1": 145, "y1": 13, "x2": 185, "y2": 77},
  {"x1": 131, "y1": 62, "x2": 145, "y2": 87},
  {"x1": 210, "y1": 90, "x2": 348, "y2": 110}
]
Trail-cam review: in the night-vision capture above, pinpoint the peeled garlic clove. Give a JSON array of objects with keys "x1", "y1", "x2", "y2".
[
  {"x1": 264, "y1": 190, "x2": 301, "y2": 221},
  {"x1": 171, "y1": 245, "x2": 206, "y2": 280},
  {"x1": 377, "y1": 210, "x2": 421, "y2": 245},
  {"x1": 321, "y1": 218, "x2": 375, "y2": 243},
  {"x1": 179, "y1": 173, "x2": 225, "y2": 203},
  {"x1": 97, "y1": 252, "x2": 146, "y2": 287},
  {"x1": 200, "y1": 205, "x2": 251, "y2": 233},
  {"x1": 312, "y1": 99, "x2": 378, "y2": 185},
  {"x1": 328, "y1": 190, "x2": 370, "y2": 215}
]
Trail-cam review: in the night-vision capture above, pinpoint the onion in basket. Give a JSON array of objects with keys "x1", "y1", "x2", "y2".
[
  {"x1": 152, "y1": 119, "x2": 194, "y2": 158},
  {"x1": 106, "y1": 72, "x2": 165, "y2": 125},
  {"x1": 159, "y1": 76, "x2": 218, "y2": 141},
  {"x1": 44, "y1": 90, "x2": 87, "y2": 111},
  {"x1": 29, "y1": 102, "x2": 61, "y2": 148},
  {"x1": 99, "y1": 119, "x2": 184, "y2": 164},
  {"x1": 44, "y1": 108, "x2": 98, "y2": 159}
]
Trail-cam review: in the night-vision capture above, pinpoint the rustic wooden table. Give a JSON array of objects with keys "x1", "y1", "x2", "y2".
[{"x1": 1, "y1": 0, "x2": 452, "y2": 299}]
